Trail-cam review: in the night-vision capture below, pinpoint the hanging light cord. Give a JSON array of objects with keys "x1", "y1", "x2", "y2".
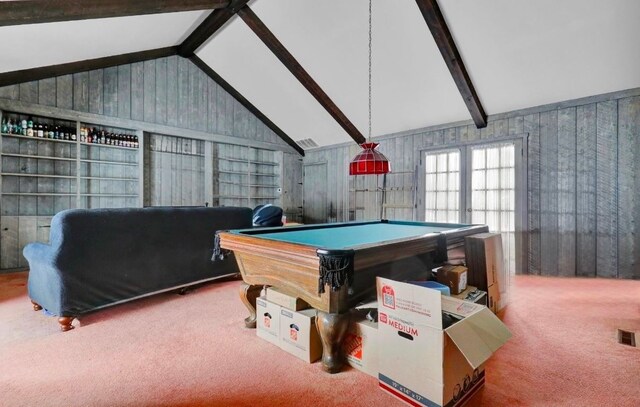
[{"x1": 368, "y1": 0, "x2": 372, "y2": 142}]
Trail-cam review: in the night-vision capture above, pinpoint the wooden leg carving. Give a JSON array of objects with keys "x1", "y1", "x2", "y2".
[
  {"x1": 31, "y1": 300, "x2": 42, "y2": 311},
  {"x1": 58, "y1": 316, "x2": 75, "y2": 332},
  {"x1": 316, "y1": 311, "x2": 350, "y2": 374},
  {"x1": 239, "y1": 283, "x2": 262, "y2": 328}
]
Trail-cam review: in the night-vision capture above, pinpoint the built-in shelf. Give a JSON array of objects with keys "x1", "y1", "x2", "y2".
[
  {"x1": 2, "y1": 173, "x2": 76, "y2": 179},
  {"x1": 80, "y1": 142, "x2": 138, "y2": 151},
  {"x1": 79, "y1": 193, "x2": 138, "y2": 197},
  {"x1": 79, "y1": 176, "x2": 138, "y2": 181},
  {"x1": 1, "y1": 153, "x2": 77, "y2": 162},
  {"x1": 1, "y1": 133, "x2": 77, "y2": 144},
  {"x1": 2, "y1": 192, "x2": 77, "y2": 196},
  {"x1": 79, "y1": 159, "x2": 137, "y2": 166},
  {"x1": 218, "y1": 170, "x2": 278, "y2": 177}
]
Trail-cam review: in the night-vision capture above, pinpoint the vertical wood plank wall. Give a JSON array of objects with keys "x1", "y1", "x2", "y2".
[
  {"x1": 0, "y1": 56, "x2": 302, "y2": 271},
  {"x1": 303, "y1": 92, "x2": 640, "y2": 279}
]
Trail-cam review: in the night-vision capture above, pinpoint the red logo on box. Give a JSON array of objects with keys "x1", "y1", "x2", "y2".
[
  {"x1": 382, "y1": 285, "x2": 396, "y2": 309},
  {"x1": 379, "y1": 312, "x2": 388, "y2": 324},
  {"x1": 344, "y1": 333, "x2": 363, "y2": 360},
  {"x1": 289, "y1": 324, "x2": 299, "y2": 341}
]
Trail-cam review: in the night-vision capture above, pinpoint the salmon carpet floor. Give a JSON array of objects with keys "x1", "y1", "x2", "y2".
[{"x1": 0, "y1": 272, "x2": 639, "y2": 407}]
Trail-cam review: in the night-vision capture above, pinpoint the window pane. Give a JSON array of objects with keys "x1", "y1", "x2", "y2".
[
  {"x1": 425, "y1": 174, "x2": 437, "y2": 192},
  {"x1": 486, "y1": 148, "x2": 500, "y2": 168},
  {"x1": 486, "y1": 169, "x2": 500, "y2": 189},
  {"x1": 437, "y1": 153, "x2": 447, "y2": 170},
  {"x1": 472, "y1": 170, "x2": 485, "y2": 190},
  {"x1": 448, "y1": 152, "x2": 459, "y2": 172},
  {"x1": 473, "y1": 150, "x2": 485, "y2": 169},
  {"x1": 472, "y1": 190, "x2": 485, "y2": 210},
  {"x1": 425, "y1": 156, "x2": 437, "y2": 173}
]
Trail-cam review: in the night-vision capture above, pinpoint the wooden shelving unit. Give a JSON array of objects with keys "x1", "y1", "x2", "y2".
[{"x1": 0, "y1": 110, "x2": 143, "y2": 269}]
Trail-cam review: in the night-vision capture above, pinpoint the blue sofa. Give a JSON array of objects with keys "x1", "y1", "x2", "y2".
[{"x1": 24, "y1": 206, "x2": 253, "y2": 331}]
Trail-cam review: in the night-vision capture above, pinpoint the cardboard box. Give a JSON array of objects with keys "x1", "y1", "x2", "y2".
[
  {"x1": 266, "y1": 286, "x2": 310, "y2": 311},
  {"x1": 256, "y1": 297, "x2": 281, "y2": 347},
  {"x1": 343, "y1": 311, "x2": 379, "y2": 377},
  {"x1": 464, "y1": 233, "x2": 502, "y2": 290},
  {"x1": 437, "y1": 265, "x2": 468, "y2": 295},
  {"x1": 376, "y1": 277, "x2": 511, "y2": 407},
  {"x1": 465, "y1": 233, "x2": 505, "y2": 313},
  {"x1": 452, "y1": 285, "x2": 487, "y2": 306},
  {"x1": 279, "y1": 308, "x2": 322, "y2": 363}
]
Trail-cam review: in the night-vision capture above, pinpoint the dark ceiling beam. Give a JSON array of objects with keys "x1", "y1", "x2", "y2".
[
  {"x1": 0, "y1": 1, "x2": 230, "y2": 27},
  {"x1": 414, "y1": 0, "x2": 487, "y2": 128},
  {"x1": 0, "y1": 47, "x2": 177, "y2": 87},
  {"x1": 190, "y1": 55, "x2": 305, "y2": 156},
  {"x1": 177, "y1": 0, "x2": 250, "y2": 57},
  {"x1": 238, "y1": 6, "x2": 366, "y2": 145}
]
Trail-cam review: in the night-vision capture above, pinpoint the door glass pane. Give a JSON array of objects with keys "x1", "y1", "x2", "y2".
[
  {"x1": 470, "y1": 143, "x2": 516, "y2": 280},
  {"x1": 424, "y1": 150, "x2": 460, "y2": 223}
]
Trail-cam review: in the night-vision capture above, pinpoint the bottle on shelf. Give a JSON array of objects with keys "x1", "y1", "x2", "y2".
[
  {"x1": 70, "y1": 127, "x2": 77, "y2": 141},
  {"x1": 37, "y1": 123, "x2": 44, "y2": 138},
  {"x1": 1, "y1": 118, "x2": 7, "y2": 134},
  {"x1": 21, "y1": 118, "x2": 27, "y2": 136},
  {"x1": 26, "y1": 118, "x2": 34, "y2": 137}
]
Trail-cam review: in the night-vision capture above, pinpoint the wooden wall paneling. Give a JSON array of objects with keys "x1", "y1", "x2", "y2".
[
  {"x1": 19, "y1": 139, "x2": 37, "y2": 216},
  {"x1": 0, "y1": 216, "x2": 19, "y2": 268},
  {"x1": 575, "y1": 104, "x2": 597, "y2": 277},
  {"x1": 193, "y1": 64, "x2": 208, "y2": 132},
  {"x1": 206, "y1": 78, "x2": 217, "y2": 133},
  {"x1": 595, "y1": 100, "x2": 618, "y2": 278},
  {"x1": 130, "y1": 62, "x2": 144, "y2": 121},
  {"x1": 88, "y1": 69, "x2": 104, "y2": 115},
  {"x1": 166, "y1": 56, "x2": 178, "y2": 127},
  {"x1": 56, "y1": 75, "x2": 73, "y2": 110},
  {"x1": 117, "y1": 65, "x2": 131, "y2": 119},
  {"x1": 479, "y1": 122, "x2": 494, "y2": 140},
  {"x1": 170, "y1": 137, "x2": 180, "y2": 205},
  {"x1": 177, "y1": 58, "x2": 190, "y2": 129},
  {"x1": 403, "y1": 132, "x2": 416, "y2": 220},
  {"x1": 494, "y1": 118, "x2": 508, "y2": 138},
  {"x1": 38, "y1": 78, "x2": 56, "y2": 107},
  {"x1": 36, "y1": 216, "x2": 52, "y2": 243},
  {"x1": 72, "y1": 72, "x2": 89, "y2": 112},
  {"x1": 617, "y1": 96, "x2": 640, "y2": 279},
  {"x1": 17, "y1": 216, "x2": 36, "y2": 267},
  {"x1": 524, "y1": 113, "x2": 541, "y2": 275},
  {"x1": 155, "y1": 57, "x2": 168, "y2": 125},
  {"x1": 224, "y1": 88, "x2": 235, "y2": 136},
  {"x1": 539, "y1": 110, "x2": 559, "y2": 275},
  {"x1": 0, "y1": 85, "x2": 20, "y2": 100},
  {"x1": 215, "y1": 83, "x2": 227, "y2": 135},
  {"x1": 103, "y1": 67, "x2": 118, "y2": 117},
  {"x1": 143, "y1": 60, "x2": 156, "y2": 123},
  {"x1": 557, "y1": 107, "x2": 577, "y2": 276},
  {"x1": 19, "y1": 82, "x2": 38, "y2": 104},
  {"x1": 37, "y1": 141, "x2": 54, "y2": 215},
  {"x1": 508, "y1": 116, "x2": 524, "y2": 136}
]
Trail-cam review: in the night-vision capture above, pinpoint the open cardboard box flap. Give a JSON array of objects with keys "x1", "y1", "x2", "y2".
[{"x1": 444, "y1": 305, "x2": 512, "y2": 368}]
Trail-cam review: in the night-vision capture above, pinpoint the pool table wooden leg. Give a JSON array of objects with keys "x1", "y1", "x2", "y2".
[
  {"x1": 239, "y1": 283, "x2": 262, "y2": 328},
  {"x1": 316, "y1": 311, "x2": 350, "y2": 374}
]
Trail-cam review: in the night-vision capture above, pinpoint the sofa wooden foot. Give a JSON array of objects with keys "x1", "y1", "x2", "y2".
[
  {"x1": 58, "y1": 317, "x2": 75, "y2": 332},
  {"x1": 31, "y1": 300, "x2": 42, "y2": 311}
]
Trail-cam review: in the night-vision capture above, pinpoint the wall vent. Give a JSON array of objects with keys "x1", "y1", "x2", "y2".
[
  {"x1": 295, "y1": 138, "x2": 319, "y2": 150},
  {"x1": 617, "y1": 329, "x2": 636, "y2": 347}
]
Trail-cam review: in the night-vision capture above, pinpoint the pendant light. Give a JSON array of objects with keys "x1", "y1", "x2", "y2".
[{"x1": 349, "y1": 0, "x2": 390, "y2": 176}]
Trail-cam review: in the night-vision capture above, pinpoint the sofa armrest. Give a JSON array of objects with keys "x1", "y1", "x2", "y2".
[{"x1": 24, "y1": 242, "x2": 65, "y2": 316}]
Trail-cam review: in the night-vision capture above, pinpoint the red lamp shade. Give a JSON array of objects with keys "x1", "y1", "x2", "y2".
[{"x1": 349, "y1": 142, "x2": 390, "y2": 175}]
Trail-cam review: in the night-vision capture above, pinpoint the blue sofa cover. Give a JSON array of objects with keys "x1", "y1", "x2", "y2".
[{"x1": 24, "y1": 206, "x2": 252, "y2": 329}]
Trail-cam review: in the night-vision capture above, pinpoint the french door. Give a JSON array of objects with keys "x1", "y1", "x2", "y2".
[{"x1": 423, "y1": 139, "x2": 526, "y2": 295}]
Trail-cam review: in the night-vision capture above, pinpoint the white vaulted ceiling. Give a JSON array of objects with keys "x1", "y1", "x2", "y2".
[{"x1": 0, "y1": 0, "x2": 639, "y2": 148}]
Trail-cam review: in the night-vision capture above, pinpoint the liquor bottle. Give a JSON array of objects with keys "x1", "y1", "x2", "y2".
[
  {"x1": 37, "y1": 124, "x2": 44, "y2": 138},
  {"x1": 21, "y1": 118, "x2": 27, "y2": 135},
  {"x1": 1, "y1": 118, "x2": 7, "y2": 134},
  {"x1": 70, "y1": 128, "x2": 76, "y2": 141},
  {"x1": 100, "y1": 130, "x2": 106, "y2": 144},
  {"x1": 26, "y1": 119, "x2": 34, "y2": 137},
  {"x1": 6, "y1": 118, "x2": 13, "y2": 134},
  {"x1": 133, "y1": 135, "x2": 139, "y2": 148}
]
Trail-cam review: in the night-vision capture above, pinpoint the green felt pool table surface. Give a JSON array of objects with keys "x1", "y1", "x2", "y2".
[{"x1": 231, "y1": 220, "x2": 476, "y2": 249}]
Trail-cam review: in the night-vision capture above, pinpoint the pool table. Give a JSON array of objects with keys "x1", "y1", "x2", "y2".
[{"x1": 217, "y1": 219, "x2": 488, "y2": 373}]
